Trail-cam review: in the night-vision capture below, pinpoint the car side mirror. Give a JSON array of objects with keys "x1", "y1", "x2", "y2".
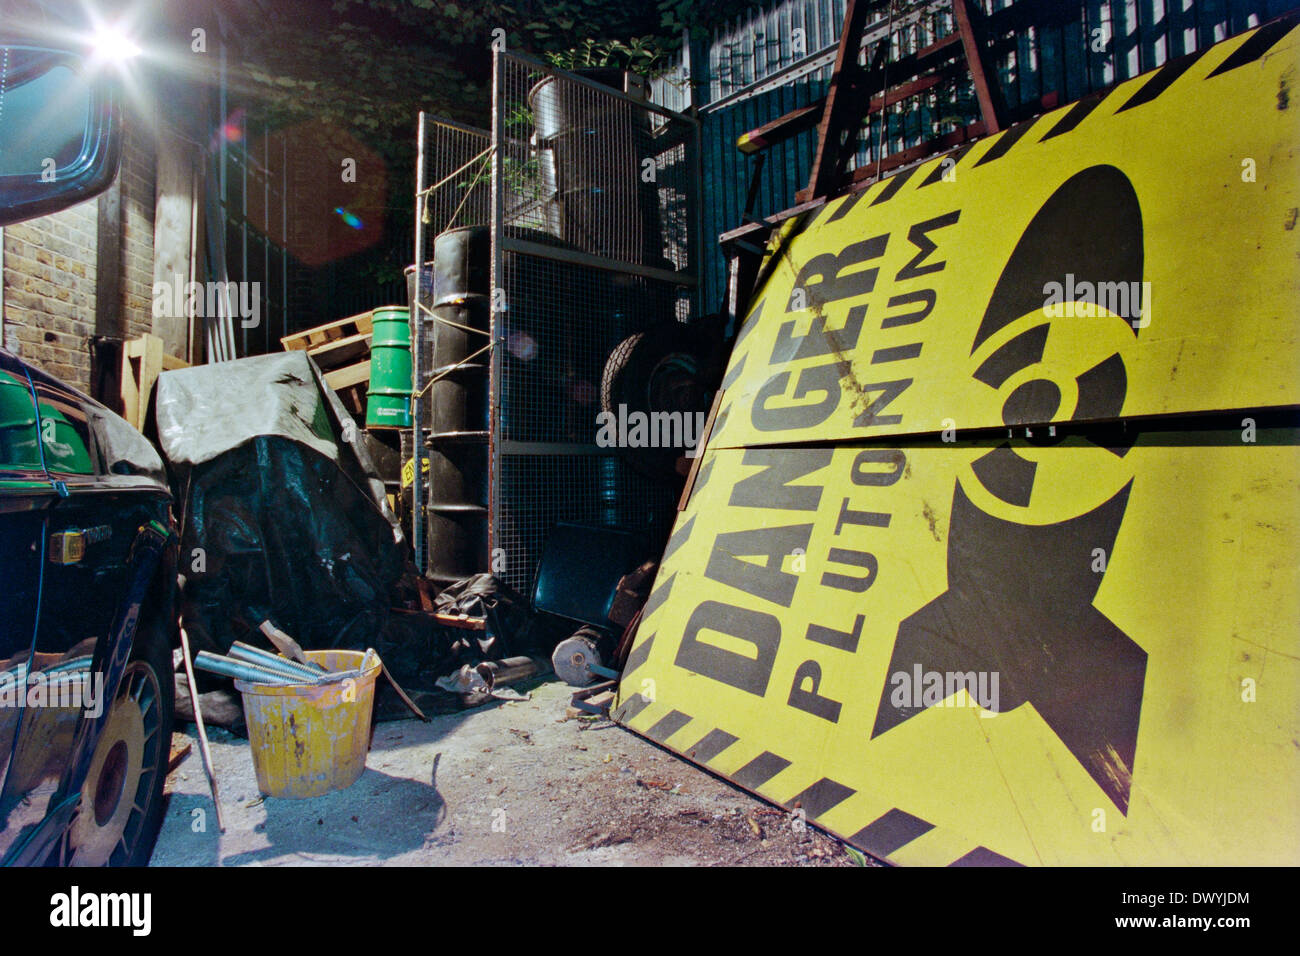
[{"x1": 0, "y1": 43, "x2": 123, "y2": 227}]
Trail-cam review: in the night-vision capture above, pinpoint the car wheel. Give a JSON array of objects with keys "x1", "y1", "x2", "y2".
[{"x1": 49, "y1": 614, "x2": 174, "y2": 867}]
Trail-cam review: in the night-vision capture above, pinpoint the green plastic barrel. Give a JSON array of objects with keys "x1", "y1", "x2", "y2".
[{"x1": 365, "y1": 306, "x2": 413, "y2": 429}]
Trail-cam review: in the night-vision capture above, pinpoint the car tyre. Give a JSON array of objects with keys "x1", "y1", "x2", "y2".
[
  {"x1": 599, "y1": 323, "x2": 712, "y2": 482},
  {"x1": 48, "y1": 610, "x2": 174, "y2": 867}
]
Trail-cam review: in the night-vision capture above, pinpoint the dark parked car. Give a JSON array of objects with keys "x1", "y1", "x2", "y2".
[
  {"x1": 0, "y1": 25, "x2": 177, "y2": 864},
  {"x1": 0, "y1": 350, "x2": 177, "y2": 866}
]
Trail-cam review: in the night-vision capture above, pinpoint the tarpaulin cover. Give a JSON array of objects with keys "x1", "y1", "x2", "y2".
[{"x1": 155, "y1": 351, "x2": 410, "y2": 662}]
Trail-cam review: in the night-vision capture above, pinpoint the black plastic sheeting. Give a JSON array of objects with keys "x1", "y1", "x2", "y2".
[{"x1": 154, "y1": 352, "x2": 428, "y2": 677}]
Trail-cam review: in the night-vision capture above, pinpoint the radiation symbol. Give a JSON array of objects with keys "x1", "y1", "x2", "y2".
[
  {"x1": 872, "y1": 166, "x2": 1149, "y2": 814},
  {"x1": 959, "y1": 164, "x2": 1145, "y2": 526}
]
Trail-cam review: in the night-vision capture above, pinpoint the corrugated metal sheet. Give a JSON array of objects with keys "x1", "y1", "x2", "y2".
[{"x1": 652, "y1": 0, "x2": 1292, "y2": 309}]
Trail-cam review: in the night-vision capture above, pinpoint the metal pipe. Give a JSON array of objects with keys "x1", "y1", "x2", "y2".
[
  {"x1": 488, "y1": 53, "x2": 505, "y2": 574},
  {"x1": 193, "y1": 651, "x2": 299, "y2": 685},
  {"x1": 476, "y1": 655, "x2": 549, "y2": 687},
  {"x1": 181, "y1": 628, "x2": 225, "y2": 832},
  {"x1": 412, "y1": 111, "x2": 427, "y2": 574},
  {"x1": 227, "y1": 642, "x2": 327, "y2": 682}
]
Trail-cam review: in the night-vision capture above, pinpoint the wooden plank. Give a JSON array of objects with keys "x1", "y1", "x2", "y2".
[
  {"x1": 307, "y1": 330, "x2": 373, "y2": 369},
  {"x1": 119, "y1": 333, "x2": 173, "y2": 430},
  {"x1": 737, "y1": 102, "x2": 823, "y2": 154},
  {"x1": 337, "y1": 384, "x2": 366, "y2": 416},
  {"x1": 94, "y1": 179, "x2": 123, "y2": 339},
  {"x1": 152, "y1": 129, "x2": 197, "y2": 359},
  {"x1": 280, "y1": 309, "x2": 376, "y2": 351},
  {"x1": 717, "y1": 198, "x2": 826, "y2": 245},
  {"x1": 324, "y1": 360, "x2": 371, "y2": 391},
  {"x1": 119, "y1": 343, "x2": 141, "y2": 430}
]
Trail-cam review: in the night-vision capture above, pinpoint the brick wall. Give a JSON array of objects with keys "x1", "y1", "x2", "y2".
[
  {"x1": 0, "y1": 119, "x2": 157, "y2": 393},
  {"x1": 0, "y1": 200, "x2": 98, "y2": 390},
  {"x1": 120, "y1": 121, "x2": 158, "y2": 343}
]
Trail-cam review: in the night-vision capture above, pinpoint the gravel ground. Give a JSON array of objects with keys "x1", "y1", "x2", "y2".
[{"x1": 151, "y1": 678, "x2": 864, "y2": 866}]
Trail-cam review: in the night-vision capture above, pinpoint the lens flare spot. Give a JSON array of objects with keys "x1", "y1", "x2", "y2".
[{"x1": 508, "y1": 332, "x2": 538, "y2": 361}]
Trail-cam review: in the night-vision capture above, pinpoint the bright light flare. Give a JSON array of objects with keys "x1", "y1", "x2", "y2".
[{"x1": 88, "y1": 24, "x2": 141, "y2": 65}]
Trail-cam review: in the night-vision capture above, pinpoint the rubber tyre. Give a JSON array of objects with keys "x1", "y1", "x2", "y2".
[
  {"x1": 49, "y1": 610, "x2": 175, "y2": 867},
  {"x1": 599, "y1": 323, "x2": 712, "y2": 482}
]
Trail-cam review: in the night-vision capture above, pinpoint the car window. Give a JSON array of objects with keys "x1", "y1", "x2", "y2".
[
  {"x1": 31, "y1": 381, "x2": 94, "y2": 475},
  {"x1": 0, "y1": 366, "x2": 42, "y2": 471}
]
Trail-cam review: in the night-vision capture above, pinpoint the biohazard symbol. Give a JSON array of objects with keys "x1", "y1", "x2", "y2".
[{"x1": 872, "y1": 166, "x2": 1148, "y2": 813}]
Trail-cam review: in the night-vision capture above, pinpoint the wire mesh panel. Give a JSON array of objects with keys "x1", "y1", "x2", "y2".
[
  {"x1": 423, "y1": 117, "x2": 492, "y2": 238},
  {"x1": 491, "y1": 52, "x2": 700, "y2": 593},
  {"x1": 496, "y1": 454, "x2": 682, "y2": 593}
]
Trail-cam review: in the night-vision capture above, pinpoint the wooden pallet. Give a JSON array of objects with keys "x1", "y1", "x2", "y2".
[
  {"x1": 306, "y1": 329, "x2": 372, "y2": 371},
  {"x1": 120, "y1": 333, "x2": 189, "y2": 430},
  {"x1": 322, "y1": 359, "x2": 370, "y2": 417},
  {"x1": 324, "y1": 360, "x2": 370, "y2": 392},
  {"x1": 280, "y1": 309, "x2": 376, "y2": 353}
]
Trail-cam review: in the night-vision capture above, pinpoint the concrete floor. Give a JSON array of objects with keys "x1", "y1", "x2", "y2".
[{"x1": 151, "y1": 679, "x2": 860, "y2": 866}]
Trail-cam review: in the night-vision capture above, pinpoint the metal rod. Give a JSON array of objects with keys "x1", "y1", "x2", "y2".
[
  {"x1": 228, "y1": 642, "x2": 328, "y2": 682},
  {"x1": 500, "y1": 236, "x2": 697, "y2": 287},
  {"x1": 181, "y1": 628, "x2": 225, "y2": 832},
  {"x1": 412, "y1": 111, "x2": 427, "y2": 574},
  {"x1": 193, "y1": 651, "x2": 299, "y2": 685},
  {"x1": 489, "y1": 52, "x2": 505, "y2": 579}
]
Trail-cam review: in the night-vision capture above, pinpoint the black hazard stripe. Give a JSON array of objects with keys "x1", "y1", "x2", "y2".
[
  {"x1": 1207, "y1": 15, "x2": 1298, "y2": 78},
  {"x1": 686, "y1": 727, "x2": 739, "y2": 763},
  {"x1": 868, "y1": 165, "x2": 920, "y2": 206},
  {"x1": 691, "y1": 454, "x2": 715, "y2": 496},
  {"x1": 1117, "y1": 46, "x2": 1211, "y2": 113},
  {"x1": 949, "y1": 846, "x2": 1026, "y2": 867},
  {"x1": 640, "y1": 573, "x2": 676, "y2": 622},
  {"x1": 849, "y1": 807, "x2": 935, "y2": 857},
  {"x1": 824, "y1": 187, "x2": 873, "y2": 224},
  {"x1": 918, "y1": 144, "x2": 974, "y2": 187},
  {"x1": 1038, "y1": 87, "x2": 1115, "y2": 141},
  {"x1": 973, "y1": 116, "x2": 1041, "y2": 167},
  {"x1": 720, "y1": 351, "x2": 747, "y2": 389},
  {"x1": 644, "y1": 708, "x2": 692, "y2": 743},
  {"x1": 612, "y1": 690, "x2": 652, "y2": 723},
  {"x1": 784, "y1": 777, "x2": 856, "y2": 820},
  {"x1": 621, "y1": 631, "x2": 656, "y2": 677},
  {"x1": 731, "y1": 751, "x2": 793, "y2": 790},
  {"x1": 662, "y1": 515, "x2": 695, "y2": 563}
]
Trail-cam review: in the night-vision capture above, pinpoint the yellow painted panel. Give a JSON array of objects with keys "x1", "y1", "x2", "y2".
[
  {"x1": 710, "y1": 21, "x2": 1300, "y2": 450},
  {"x1": 616, "y1": 432, "x2": 1300, "y2": 865}
]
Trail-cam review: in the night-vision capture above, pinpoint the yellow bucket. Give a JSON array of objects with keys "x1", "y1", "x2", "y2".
[{"x1": 234, "y1": 649, "x2": 381, "y2": 799}]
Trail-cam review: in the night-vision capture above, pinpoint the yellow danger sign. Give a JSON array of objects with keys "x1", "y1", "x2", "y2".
[
  {"x1": 708, "y1": 19, "x2": 1300, "y2": 451},
  {"x1": 400, "y1": 456, "x2": 430, "y2": 490},
  {"x1": 615, "y1": 18, "x2": 1300, "y2": 865}
]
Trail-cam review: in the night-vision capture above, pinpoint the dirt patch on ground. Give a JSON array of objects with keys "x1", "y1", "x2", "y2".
[{"x1": 152, "y1": 679, "x2": 864, "y2": 866}]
